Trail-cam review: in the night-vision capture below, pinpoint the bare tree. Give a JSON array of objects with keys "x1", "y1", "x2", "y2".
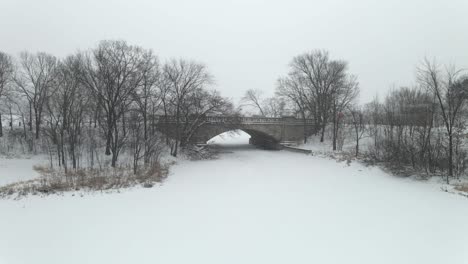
[
  {"x1": 280, "y1": 50, "x2": 357, "y2": 144},
  {"x1": 367, "y1": 84, "x2": 465, "y2": 180},
  {"x1": 0, "y1": 52, "x2": 15, "y2": 137},
  {"x1": 417, "y1": 58, "x2": 468, "y2": 182},
  {"x1": 79, "y1": 40, "x2": 149, "y2": 167},
  {"x1": 262, "y1": 97, "x2": 286, "y2": 118},
  {"x1": 44, "y1": 55, "x2": 89, "y2": 172},
  {"x1": 277, "y1": 75, "x2": 311, "y2": 142},
  {"x1": 348, "y1": 106, "x2": 366, "y2": 157},
  {"x1": 241, "y1": 89, "x2": 266, "y2": 116},
  {"x1": 128, "y1": 111, "x2": 144, "y2": 175},
  {"x1": 179, "y1": 89, "x2": 234, "y2": 146},
  {"x1": 162, "y1": 59, "x2": 213, "y2": 157},
  {"x1": 14, "y1": 52, "x2": 59, "y2": 140},
  {"x1": 131, "y1": 50, "x2": 162, "y2": 165},
  {"x1": 331, "y1": 75, "x2": 359, "y2": 150}
]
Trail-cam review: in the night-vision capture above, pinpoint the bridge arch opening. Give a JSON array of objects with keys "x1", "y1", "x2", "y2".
[
  {"x1": 207, "y1": 130, "x2": 250, "y2": 145},
  {"x1": 206, "y1": 129, "x2": 280, "y2": 149}
]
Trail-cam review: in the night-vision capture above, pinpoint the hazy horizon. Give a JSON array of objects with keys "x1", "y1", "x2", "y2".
[{"x1": 2, "y1": 0, "x2": 468, "y2": 103}]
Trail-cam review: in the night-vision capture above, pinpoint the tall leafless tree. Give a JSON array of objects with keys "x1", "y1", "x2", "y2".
[
  {"x1": 331, "y1": 75, "x2": 359, "y2": 150},
  {"x1": 162, "y1": 59, "x2": 213, "y2": 157},
  {"x1": 279, "y1": 50, "x2": 358, "y2": 144},
  {"x1": 0, "y1": 52, "x2": 15, "y2": 137},
  {"x1": 79, "y1": 40, "x2": 149, "y2": 167},
  {"x1": 348, "y1": 106, "x2": 366, "y2": 157},
  {"x1": 277, "y1": 75, "x2": 311, "y2": 142},
  {"x1": 417, "y1": 58, "x2": 468, "y2": 182},
  {"x1": 14, "y1": 52, "x2": 59, "y2": 140},
  {"x1": 241, "y1": 89, "x2": 266, "y2": 116},
  {"x1": 45, "y1": 55, "x2": 89, "y2": 172},
  {"x1": 132, "y1": 50, "x2": 163, "y2": 165}
]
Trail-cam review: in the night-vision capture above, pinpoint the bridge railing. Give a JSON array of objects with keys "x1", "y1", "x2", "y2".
[{"x1": 153, "y1": 115, "x2": 315, "y2": 125}]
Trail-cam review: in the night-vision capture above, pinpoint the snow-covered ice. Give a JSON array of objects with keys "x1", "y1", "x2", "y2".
[
  {"x1": 0, "y1": 131, "x2": 467, "y2": 264},
  {"x1": 0, "y1": 156, "x2": 45, "y2": 186}
]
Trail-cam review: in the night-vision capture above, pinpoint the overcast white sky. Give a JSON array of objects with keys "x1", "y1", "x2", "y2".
[{"x1": 1, "y1": 0, "x2": 468, "y2": 103}]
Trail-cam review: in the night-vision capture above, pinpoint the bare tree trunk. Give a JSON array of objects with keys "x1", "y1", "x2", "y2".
[
  {"x1": 56, "y1": 142, "x2": 61, "y2": 167},
  {"x1": 94, "y1": 105, "x2": 99, "y2": 128},
  {"x1": 143, "y1": 111, "x2": 149, "y2": 165},
  {"x1": 71, "y1": 144, "x2": 77, "y2": 169},
  {"x1": 355, "y1": 130, "x2": 359, "y2": 157},
  {"x1": 111, "y1": 116, "x2": 119, "y2": 167},
  {"x1": 21, "y1": 114, "x2": 27, "y2": 138},
  {"x1": 122, "y1": 109, "x2": 126, "y2": 137},
  {"x1": 105, "y1": 114, "x2": 112, "y2": 155},
  {"x1": 332, "y1": 103, "x2": 337, "y2": 150},
  {"x1": 35, "y1": 110, "x2": 41, "y2": 139},
  {"x1": 172, "y1": 107, "x2": 180, "y2": 157},
  {"x1": 9, "y1": 107, "x2": 13, "y2": 129},
  {"x1": 448, "y1": 133, "x2": 453, "y2": 182},
  {"x1": 163, "y1": 104, "x2": 170, "y2": 146},
  {"x1": 301, "y1": 111, "x2": 307, "y2": 143},
  {"x1": 29, "y1": 102, "x2": 33, "y2": 132},
  {"x1": 0, "y1": 113, "x2": 3, "y2": 137},
  {"x1": 111, "y1": 153, "x2": 118, "y2": 168},
  {"x1": 172, "y1": 139, "x2": 179, "y2": 157},
  {"x1": 320, "y1": 123, "x2": 326, "y2": 142},
  {"x1": 133, "y1": 158, "x2": 138, "y2": 175},
  {"x1": 60, "y1": 130, "x2": 66, "y2": 173}
]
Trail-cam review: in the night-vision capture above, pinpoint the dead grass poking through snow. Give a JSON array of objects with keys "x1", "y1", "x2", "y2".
[
  {"x1": 455, "y1": 184, "x2": 468, "y2": 193},
  {"x1": 0, "y1": 163, "x2": 170, "y2": 199}
]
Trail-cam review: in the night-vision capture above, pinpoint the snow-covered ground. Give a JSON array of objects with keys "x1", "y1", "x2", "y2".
[
  {"x1": 0, "y1": 131, "x2": 467, "y2": 264},
  {"x1": 0, "y1": 156, "x2": 46, "y2": 186},
  {"x1": 297, "y1": 127, "x2": 374, "y2": 155}
]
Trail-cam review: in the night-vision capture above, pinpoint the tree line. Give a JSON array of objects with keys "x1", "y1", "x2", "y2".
[
  {"x1": 242, "y1": 50, "x2": 468, "y2": 183},
  {"x1": 0, "y1": 40, "x2": 234, "y2": 176},
  {"x1": 366, "y1": 60, "x2": 468, "y2": 183},
  {"x1": 1, "y1": 43, "x2": 468, "y2": 184},
  {"x1": 242, "y1": 50, "x2": 359, "y2": 150}
]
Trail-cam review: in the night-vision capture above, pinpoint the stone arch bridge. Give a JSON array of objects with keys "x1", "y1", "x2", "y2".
[{"x1": 155, "y1": 116, "x2": 317, "y2": 149}]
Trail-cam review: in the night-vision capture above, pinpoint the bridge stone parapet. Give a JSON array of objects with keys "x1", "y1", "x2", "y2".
[{"x1": 155, "y1": 115, "x2": 317, "y2": 149}]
